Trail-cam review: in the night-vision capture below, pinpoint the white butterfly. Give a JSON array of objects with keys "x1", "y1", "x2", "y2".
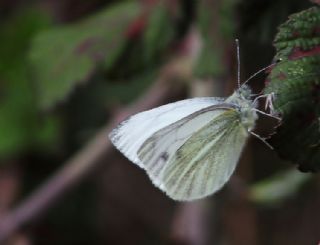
[{"x1": 109, "y1": 84, "x2": 261, "y2": 201}]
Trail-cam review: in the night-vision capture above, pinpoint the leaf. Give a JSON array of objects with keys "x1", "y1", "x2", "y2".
[
  {"x1": 0, "y1": 10, "x2": 59, "y2": 159},
  {"x1": 193, "y1": 0, "x2": 237, "y2": 77},
  {"x1": 142, "y1": 2, "x2": 174, "y2": 63},
  {"x1": 105, "y1": 70, "x2": 157, "y2": 104},
  {"x1": 250, "y1": 169, "x2": 310, "y2": 206},
  {"x1": 29, "y1": 2, "x2": 141, "y2": 109},
  {"x1": 264, "y1": 6, "x2": 320, "y2": 172}
]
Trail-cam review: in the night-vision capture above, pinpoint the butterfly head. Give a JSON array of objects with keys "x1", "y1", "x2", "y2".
[
  {"x1": 226, "y1": 84, "x2": 254, "y2": 104},
  {"x1": 237, "y1": 84, "x2": 254, "y2": 100}
]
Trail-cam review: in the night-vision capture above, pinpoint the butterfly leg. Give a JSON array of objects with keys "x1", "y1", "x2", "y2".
[
  {"x1": 249, "y1": 131, "x2": 274, "y2": 150},
  {"x1": 253, "y1": 108, "x2": 281, "y2": 120}
]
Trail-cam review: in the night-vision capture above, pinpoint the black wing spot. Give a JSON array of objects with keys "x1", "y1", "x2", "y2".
[{"x1": 159, "y1": 152, "x2": 169, "y2": 161}]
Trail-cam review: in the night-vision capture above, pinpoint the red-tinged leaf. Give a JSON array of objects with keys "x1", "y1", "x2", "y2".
[
  {"x1": 264, "y1": 6, "x2": 320, "y2": 172},
  {"x1": 288, "y1": 46, "x2": 320, "y2": 60},
  {"x1": 126, "y1": 16, "x2": 147, "y2": 39}
]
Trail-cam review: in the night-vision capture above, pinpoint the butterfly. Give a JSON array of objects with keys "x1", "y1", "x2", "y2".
[
  {"x1": 108, "y1": 39, "x2": 278, "y2": 201},
  {"x1": 108, "y1": 83, "x2": 266, "y2": 201}
]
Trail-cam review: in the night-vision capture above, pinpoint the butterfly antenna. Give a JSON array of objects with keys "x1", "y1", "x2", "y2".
[
  {"x1": 242, "y1": 63, "x2": 276, "y2": 86},
  {"x1": 235, "y1": 39, "x2": 241, "y2": 88}
]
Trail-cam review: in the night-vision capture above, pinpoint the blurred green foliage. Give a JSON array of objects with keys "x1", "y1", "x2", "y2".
[
  {"x1": 194, "y1": 0, "x2": 237, "y2": 77},
  {"x1": 250, "y1": 168, "x2": 310, "y2": 205},
  {"x1": 1, "y1": 0, "x2": 319, "y2": 244},
  {"x1": 143, "y1": 2, "x2": 175, "y2": 63},
  {"x1": 0, "y1": 9, "x2": 59, "y2": 159},
  {"x1": 29, "y1": 2, "x2": 141, "y2": 110},
  {"x1": 0, "y1": 1, "x2": 177, "y2": 160}
]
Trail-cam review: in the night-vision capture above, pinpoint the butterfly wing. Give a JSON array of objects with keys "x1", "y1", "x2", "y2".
[
  {"x1": 109, "y1": 97, "x2": 224, "y2": 168},
  {"x1": 161, "y1": 110, "x2": 249, "y2": 201},
  {"x1": 138, "y1": 108, "x2": 249, "y2": 201}
]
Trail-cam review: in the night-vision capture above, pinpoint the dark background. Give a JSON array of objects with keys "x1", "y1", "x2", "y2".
[{"x1": 0, "y1": 0, "x2": 319, "y2": 244}]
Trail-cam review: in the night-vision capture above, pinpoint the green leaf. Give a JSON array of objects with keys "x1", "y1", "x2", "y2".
[
  {"x1": 29, "y1": 2, "x2": 141, "y2": 109},
  {"x1": 105, "y1": 70, "x2": 157, "y2": 104},
  {"x1": 0, "y1": 9, "x2": 59, "y2": 159},
  {"x1": 264, "y1": 6, "x2": 320, "y2": 172},
  {"x1": 250, "y1": 169, "x2": 310, "y2": 206},
  {"x1": 142, "y1": 2, "x2": 174, "y2": 63},
  {"x1": 194, "y1": 0, "x2": 237, "y2": 77}
]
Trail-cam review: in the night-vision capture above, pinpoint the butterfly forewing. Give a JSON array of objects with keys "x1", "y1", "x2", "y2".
[{"x1": 109, "y1": 97, "x2": 224, "y2": 168}]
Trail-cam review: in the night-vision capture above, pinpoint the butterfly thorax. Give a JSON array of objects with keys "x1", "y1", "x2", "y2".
[{"x1": 225, "y1": 85, "x2": 258, "y2": 132}]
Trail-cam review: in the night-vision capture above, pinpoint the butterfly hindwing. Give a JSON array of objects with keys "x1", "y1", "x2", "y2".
[
  {"x1": 137, "y1": 105, "x2": 245, "y2": 200},
  {"x1": 161, "y1": 110, "x2": 249, "y2": 200}
]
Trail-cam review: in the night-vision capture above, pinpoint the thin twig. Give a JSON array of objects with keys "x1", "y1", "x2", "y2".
[
  {"x1": 0, "y1": 73, "x2": 185, "y2": 243},
  {"x1": 0, "y1": 26, "x2": 201, "y2": 243}
]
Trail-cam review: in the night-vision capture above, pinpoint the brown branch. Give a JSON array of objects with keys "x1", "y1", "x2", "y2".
[
  {"x1": 0, "y1": 26, "x2": 201, "y2": 243},
  {"x1": 0, "y1": 67, "x2": 186, "y2": 244}
]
